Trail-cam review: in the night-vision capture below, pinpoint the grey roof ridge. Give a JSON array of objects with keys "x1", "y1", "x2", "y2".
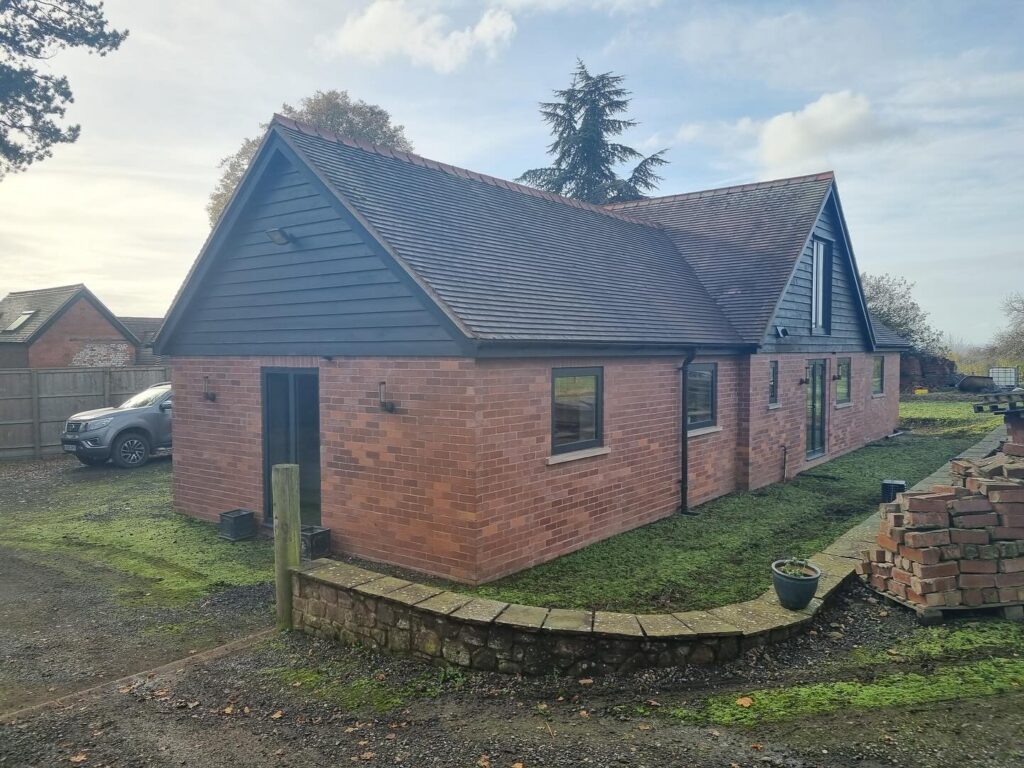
[
  {"x1": 603, "y1": 170, "x2": 835, "y2": 209},
  {"x1": 269, "y1": 114, "x2": 656, "y2": 226},
  {"x1": 5, "y1": 283, "x2": 86, "y2": 297}
]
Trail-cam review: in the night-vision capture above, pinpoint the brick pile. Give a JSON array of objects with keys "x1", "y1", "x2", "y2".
[{"x1": 858, "y1": 451, "x2": 1024, "y2": 610}]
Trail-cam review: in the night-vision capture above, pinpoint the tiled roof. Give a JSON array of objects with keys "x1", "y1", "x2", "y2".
[
  {"x1": 869, "y1": 312, "x2": 913, "y2": 349},
  {"x1": 0, "y1": 284, "x2": 86, "y2": 343},
  {"x1": 119, "y1": 316, "x2": 166, "y2": 364},
  {"x1": 605, "y1": 173, "x2": 835, "y2": 344},
  {"x1": 273, "y1": 116, "x2": 745, "y2": 347}
]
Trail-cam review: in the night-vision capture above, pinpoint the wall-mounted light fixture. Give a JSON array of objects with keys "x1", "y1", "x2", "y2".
[
  {"x1": 265, "y1": 228, "x2": 291, "y2": 245},
  {"x1": 203, "y1": 376, "x2": 217, "y2": 402},
  {"x1": 798, "y1": 367, "x2": 810, "y2": 386},
  {"x1": 378, "y1": 381, "x2": 396, "y2": 413},
  {"x1": 774, "y1": 325, "x2": 790, "y2": 339}
]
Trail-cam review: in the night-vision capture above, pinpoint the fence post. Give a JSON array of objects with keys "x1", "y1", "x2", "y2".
[
  {"x1": 103, "y1": 369, "x2": 111, "y2": 406},
  {"x1": 30, "y1": 370, "x2": 41, "y2": 459},
  {"x1": 272, "y1": 463, "x2": 301, "y2": 630}
]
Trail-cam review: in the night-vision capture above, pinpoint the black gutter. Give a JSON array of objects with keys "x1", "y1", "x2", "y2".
[{"x1": 678, "y1": 348, "x2": 698, "y2": 515}]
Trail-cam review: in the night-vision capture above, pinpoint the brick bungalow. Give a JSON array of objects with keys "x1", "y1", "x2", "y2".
[
  {"x1": 0, "y1": 284, "x2": 143, "y2": 369},
  {"x1": 155, "y1": 115, "x2": 909, "y2": 584}
]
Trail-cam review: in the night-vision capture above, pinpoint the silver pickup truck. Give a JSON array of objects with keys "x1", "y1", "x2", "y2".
[{"x1": 61, "y1": 382, "x2": 172, "y2": 468}]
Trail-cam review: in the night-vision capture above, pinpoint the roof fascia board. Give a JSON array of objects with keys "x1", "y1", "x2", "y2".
[
  {"x1": 23, "y1": 287, "x2": 139, "y2": 347},
  {"x1": 272, "y1": 127, "x2": 476, "y2": 353},
  {"x1": 473, "y1": 340, "x2": 754, "y2": 359},
  {"x1": 758, "y1": 181, "x2": 834, "y2": 344},
  {"x1": 154, "y1": 130, "x2": 285, "y2": 355},
  {"x1": 828, "y1": 183, "x2": 880, "y2": 351}
]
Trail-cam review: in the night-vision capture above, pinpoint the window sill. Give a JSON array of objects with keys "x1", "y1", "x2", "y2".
[
  {"x1": 767, "y1": 403, "x2": 782, "y2": 411},
  {"x1": 546, "y1": 445, "x2": 611, "y2": 465},
  {"x1": 835, "y1": 401, "x2": 853, "y2": 409},
  {"x1": 872, "y1": 393, "x2": 886, "y2": 399},
  {"x1": 687, "y1": 425, "x2": 723, "y2": 438}
]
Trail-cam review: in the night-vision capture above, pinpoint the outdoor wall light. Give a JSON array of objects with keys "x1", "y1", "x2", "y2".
[
  {"x1": 203, "y1": 376, "x2": 217, "y2": 402},
  {"x1": 265, "y1": 227, "x2": 291, "y2": 245},
  {"x1": 378, "y1": 381, "x2": 396, "y2": 413},
  {"x1": 774, "y1": 325, "x2": 790, "y2": 339}
]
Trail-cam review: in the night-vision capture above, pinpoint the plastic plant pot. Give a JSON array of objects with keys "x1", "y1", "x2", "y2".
[{"x1": 771, "y1": 558, "x2": 822, "y2": 610}]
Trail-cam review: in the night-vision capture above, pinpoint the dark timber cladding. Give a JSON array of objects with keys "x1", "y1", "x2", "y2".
[
  {"x1": 760, "y1": 193, "x2": 872, "y2": 353},
  {"x1": 163, "y1": 153, "x2": 465, "y2": 357}
]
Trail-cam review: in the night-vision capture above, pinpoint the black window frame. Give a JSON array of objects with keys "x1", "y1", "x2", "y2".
[
  {"x1": 836, "y1": 357, "x2": 852, "y2": 404},
  {"x1": 768, "y1": 360, "x2": 780, "y2": 406},
  {"x1": 687, "y1": 362, "x2": 718, "y2": 431},
  {"x1": 872, "y1": 356, "x2": 885, "y2": 395},
  {"x1": 551, "y1": 366, "x2": 604, "y2": 455},
  {"x1": 810, "y1": 237, "x2": 833, "y2": 334}
]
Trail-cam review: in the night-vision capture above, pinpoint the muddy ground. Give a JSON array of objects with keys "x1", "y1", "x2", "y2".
[
  {"x1": 0, "y1": 456, "x2": 273, "y2": 712},
  {"x1": 3, "y1": 582, "x2": 1022, "y2": 768}
]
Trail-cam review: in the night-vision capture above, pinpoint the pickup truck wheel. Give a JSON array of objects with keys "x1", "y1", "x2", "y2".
[
  {"x1": 76, "y1": 455, "x2": 107, "y2": 466},
  {"x1": 112, "y1": 432, "x2": 150, "y2": 468}
]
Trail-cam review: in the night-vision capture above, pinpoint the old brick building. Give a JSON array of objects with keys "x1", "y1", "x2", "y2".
[
  {"x1": 0, "y1": 284, "x2": 145, "y2": 369},
  {"x1": 156, "y1": 116, "x2": 908, "y2": 584}
]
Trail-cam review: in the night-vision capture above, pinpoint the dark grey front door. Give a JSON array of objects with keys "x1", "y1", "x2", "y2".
[
  {"x1": 805, "y1": 359, "x2": 827, "y2": 459},
  {"x1": 262, "y1": 368, "x2": 321, "y2": 525}
]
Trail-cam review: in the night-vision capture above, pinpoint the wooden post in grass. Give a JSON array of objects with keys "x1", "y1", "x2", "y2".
[{"x1": 272, "y1": 463, "x2": 301, "y2": 630}]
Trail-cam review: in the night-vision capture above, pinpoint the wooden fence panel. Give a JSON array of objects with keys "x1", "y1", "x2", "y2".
[{"x1": 0, "y1": 366, "x2": 169, "y2": 459}]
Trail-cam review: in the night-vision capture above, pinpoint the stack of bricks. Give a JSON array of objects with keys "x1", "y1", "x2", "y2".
[{"x1": 858, "y1": 453, "x2": 1024, "y2": 610}]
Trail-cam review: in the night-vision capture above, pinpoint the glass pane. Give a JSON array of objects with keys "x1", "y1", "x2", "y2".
[
  {"x1": 687, "y1": 367, "x2": 713, "y2": 425},
  {"x1": 837, "y1": 359, "x2": 850, "y2": 402},
  {"x1": 553, "y1": 375, "x2": 597, "y2": 446}
]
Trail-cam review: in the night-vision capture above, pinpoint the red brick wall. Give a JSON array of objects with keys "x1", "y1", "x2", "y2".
[
  {"x1": 170, "y1": 350, "x2": 899, "y2": 584},
  {"x1": 28, "y1": 297, "x2": 134, "y2": 368},
  {"x1": 744, "y1": 352, "x2": 900, "y2": 490}
]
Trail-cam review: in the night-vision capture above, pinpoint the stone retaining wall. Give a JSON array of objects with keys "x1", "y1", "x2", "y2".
[{"x1": 290, "y1": 556, "x2": 855, "y2": 676}]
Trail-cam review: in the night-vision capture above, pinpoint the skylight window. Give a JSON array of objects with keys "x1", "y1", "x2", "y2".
[{"x1": 3, "y1": 310, "x2": 36, "y2": 332}]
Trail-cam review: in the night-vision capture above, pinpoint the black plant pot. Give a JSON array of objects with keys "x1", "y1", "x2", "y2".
[
  {"x1": 771, "y1": 559, "x2": 821, "y2": 610},
  {"x1": 219, "y1": 509, "x2": 256, "y2": 541},
  {"x1": 300, "y1": 525, "x2": 331, "y2": 561}
]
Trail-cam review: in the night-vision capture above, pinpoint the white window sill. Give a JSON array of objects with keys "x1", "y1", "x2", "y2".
[
  {"x1": 835, "y1": 401, "x2": 853, "y2": 410},
  {"x1": 687, "y1": 425, "x2": 723, "y2": 438},
  {"x1": 546, "y1": 445, "x2": 611, "y2": 465},
  {"x1": 767, "y1": 403, "x2": 782, "y2": 411},
  {"x1": 872, "y1": 393, "x2": 886, "y2": 399}
]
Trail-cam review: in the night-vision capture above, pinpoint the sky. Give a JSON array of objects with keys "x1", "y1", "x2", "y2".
[{"x1": 2, "y1": 0, "x2": 1021, "y2": 343}]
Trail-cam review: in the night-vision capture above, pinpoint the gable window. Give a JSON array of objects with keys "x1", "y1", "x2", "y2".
[
  {"x1": 811, "y1": 239, "x2": 831, "y2": 333},
  {"x1": 768, "y1": 360, "x2": 780, "y2": 406},
  {"x1": 836, "y1": 358, "x2": 852, "y2": 404},
  {"x1": 551, "y1": 367, "x2": 603, "y2": 454},
  {"x1": 687, "y1": 363, "x2": 717, "y2": 430},
  {"x1": 872, "y1": 356, "x2": 885, "y2": 395}
]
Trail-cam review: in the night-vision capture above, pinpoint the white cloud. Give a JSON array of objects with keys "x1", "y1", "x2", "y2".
[
  {"x1": 496, "y1": 0, "x2": 660, "y2": 12},
  {"x1": 322, "y1": 1, "x2": 516, "y2": 74},
  {"x1": 755, "y1": 91, "x2": 900, "y2": 176}
]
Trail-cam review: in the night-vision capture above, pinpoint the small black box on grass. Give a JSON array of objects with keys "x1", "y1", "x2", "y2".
[
  {"x1": 219, "y1": 509, "x2": 256, "y2": 541},
  {"x1": 300, "y1": 525, "x2": 331, "y2": 560},
  {"x1": 881, "y1": 479, "x2": 907, "y2": 504}
]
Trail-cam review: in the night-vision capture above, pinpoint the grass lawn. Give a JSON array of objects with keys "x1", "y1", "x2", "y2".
[
  {"x1": 0, "y1": 460, "x2": 274, "y2": 605},
  {"x1": 445, "y1": 397, "x2": 1003, "y2": 613}
]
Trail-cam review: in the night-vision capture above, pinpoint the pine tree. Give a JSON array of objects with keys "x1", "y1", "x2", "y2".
[{"x1": 518, "y1": 60, "x2": 667, "y2": 204}]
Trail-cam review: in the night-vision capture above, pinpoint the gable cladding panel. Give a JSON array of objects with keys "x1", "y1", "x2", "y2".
[
  {"x1": 760, "y1": 193, "x2": 872, "y2": 353},
  {"x1": 278, "y1": 124, "x2": 742, "y2": 347},
  {"x1": 165, "y1": 154, "x2": 464, "y2": 357},
  {"x1": 607, "y1": 174, "x2": 834, "y2": 344}
]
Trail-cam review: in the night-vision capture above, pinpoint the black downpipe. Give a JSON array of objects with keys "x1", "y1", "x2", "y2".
[{"x1": 678, "y1": 348, "x2": 698, "y2": 515}]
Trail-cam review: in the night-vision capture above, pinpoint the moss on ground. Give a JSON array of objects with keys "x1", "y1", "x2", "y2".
[
  {"x1": 851, "y1": 620, "x2": 1024, "y2": 665},
  {"x1": 264, "y1": 657, "x2": 462, "y2": 715},
  {"x1": 440, "y1": 430, "x2": 984, "y2": 612},
  {"x1": 660, "y1": 658, "x2": 1024, "y2": 726},
  {"x1": 1, "y1": 462, "x2": 273, "y2": 605},
  {"x1": 898, "y1": 398, "x2": 1002, "y2": 437}
]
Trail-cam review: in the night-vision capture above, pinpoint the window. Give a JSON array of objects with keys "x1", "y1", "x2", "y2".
[
  {"x1": 768, "y1": 360, "x2": 779, "y2": 406},
  {"x1": 551, "y1": 367, "x2": 603, "y2": 454},
  {"x1": 687, "y1": 363, "x2": 717, "y2": 430},
  {"x1": 811, "y1": 239, "x2": 831, "y2": 333},
  {"x1": 836, "y1": 358, "x2": 851, "y2": 404},
  {"x1": 3, "y1": 310, "x2": 35, "y2": 332},
  {"x1": 872, "y1": 356, "x2": 885, "y2": 395}
]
